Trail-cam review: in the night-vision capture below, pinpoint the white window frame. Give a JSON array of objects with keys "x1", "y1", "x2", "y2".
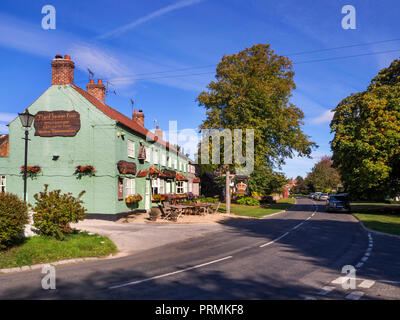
[
  {"x1": 153, "y1": 148, "x2": 158, "y2": 165},
  {"x1": 168, "y1": 156, "x2": 172, "y2": 168},
  {"x1": 159, "y1": 178, "x2": 165, "y2": 194},
  {"x1": 174, "y1": 159, "x2": 177, "y2": 170},
  {"x1": 125, "y1": 178, "x2": 136, "y2": 196},
  {"x1": 188, "y1": 182, "x2": 192, "y2": 193},
  {"x1": 127, "y1": 140, "x2": 135, "y2": 158},
  {"x1": 161, "y1": 153, "x2": 166, "y2": 167},
  {"x1": 177, "y1": 181, "x2": 184, "y2": 194},
  {"x1": 145, "y1": 146, "x2": 151, "y2": 162},
  {"x1": 166, "y1": 182, "x2": 171, "y2": 194},
  {"x1": 0, "y1": 175, "x2": 6, "y2": 193}
]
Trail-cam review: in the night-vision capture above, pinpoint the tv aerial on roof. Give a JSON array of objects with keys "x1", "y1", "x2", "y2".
[
  {"x1": 87, "y1": 68, "x2": 94, "y2": 81},
  {"x1": 105, "y1": 80, "x2": 117, "y2": 96}
]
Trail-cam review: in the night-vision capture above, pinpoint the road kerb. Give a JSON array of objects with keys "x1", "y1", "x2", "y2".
[
  {"x1": 352, "y1": 214, "x2": 400, "y2": 240},
  {"x1": 261, "y1": 197, "x2": 297, "y2": 219}
]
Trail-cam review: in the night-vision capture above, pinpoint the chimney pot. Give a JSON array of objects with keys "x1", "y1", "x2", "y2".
[
  {"x1": 64, "y1": 55, "x2": 71, "y2": 60},
  {"x1": 132, "y1": 109, "x2": 144, "y2": 127},
  {"x1": 98, "y1": 79, "x2": 103, "y2": 84},
  {"x1": 86, "y1": 78, "x2": 106, "y2": 103},
  {"x1": 55, "y1": 54, "x2": 62, "y2": 59}
]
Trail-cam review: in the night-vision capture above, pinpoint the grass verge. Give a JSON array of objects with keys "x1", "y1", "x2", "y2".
[
  {"x1": 351, "y1": 202, "x2": 400, "y2": 236},
  {"x1": 219, "y1": 198, "x2": 295, "y2": 218},
  {"x1": 0, "y1": 232, "x2": 117, "y2": 269}
]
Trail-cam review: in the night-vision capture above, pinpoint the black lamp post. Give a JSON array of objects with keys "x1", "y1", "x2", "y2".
[{"x1": 18, "y1": 109, "x2": 35, "y2": 203}]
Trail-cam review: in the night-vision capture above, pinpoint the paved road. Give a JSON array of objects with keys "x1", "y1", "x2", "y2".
[{"x1": 1, "y1": 197, "x2": 399, "y2": 299}]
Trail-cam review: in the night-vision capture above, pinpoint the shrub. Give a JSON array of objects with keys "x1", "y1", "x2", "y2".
[
  {"x1": 0, "y1": 192, "x2": 28, "y2": 250},
  {"x1": 199, "y1": 197, "x2": 219, "y2": 203},
  {"x1": 237, "y1": 197, "x2": 260, "y2": 206},
  {"x1": 32, "y1": 185, "x2": 87, "y2": 240}
]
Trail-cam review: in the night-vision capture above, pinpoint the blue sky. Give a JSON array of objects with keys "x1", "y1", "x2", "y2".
[{"x1": 0, "y1": 0, "x2": 399, "y2": 178}]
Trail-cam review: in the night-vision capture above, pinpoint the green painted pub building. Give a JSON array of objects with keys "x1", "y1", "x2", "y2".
[{"x1": 0, "y1": 54, "x2": 195, "y2": 219}]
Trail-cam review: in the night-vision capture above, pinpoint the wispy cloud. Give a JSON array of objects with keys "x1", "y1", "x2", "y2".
[
  {"x1": 310, "y1": 109, "x2": 334, "y2": 124},
  {"x1": 97, "y1": 0, "x2": 205, "y2": 39}
]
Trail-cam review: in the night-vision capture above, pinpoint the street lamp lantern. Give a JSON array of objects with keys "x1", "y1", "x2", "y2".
[
  {"x1": 18, "y1": 109, "x2": 35, "y2": 128},
  {"x1": 18, "y1": 109, "x2": 35, "y2": 203}
]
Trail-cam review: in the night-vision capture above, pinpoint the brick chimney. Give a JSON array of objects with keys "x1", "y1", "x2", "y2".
[
  {"x1": 87, "y1": 79, "x2": 106, "y2": 103},
  {"x1": 51, "y1": 54, "x2": 75, "y2": 85},
  {"x1": 132, "y1": 109, "x2": 144, "y2": 127},
  {"x1": 155, "y1": 126, "x2": 163, "y2": 140}
]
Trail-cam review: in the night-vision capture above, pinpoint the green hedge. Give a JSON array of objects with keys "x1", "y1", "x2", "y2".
[{"x1": 0, "y1": 193, "x2": 28, "y2": 250}]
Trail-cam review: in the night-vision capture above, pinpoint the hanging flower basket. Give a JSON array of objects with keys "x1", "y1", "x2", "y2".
[
  {"x1": 20, "y1": 165, "x2": 41, "y2": 178},
  {"x1": 74, "y1": 165, "x2": 96, "y2": 179},
  {"x1": 126, "y1": 194, "x2": 142, "y2": 204},
  {"x1": 152, "y1": 194, "x2": 162, "y2": 202}
]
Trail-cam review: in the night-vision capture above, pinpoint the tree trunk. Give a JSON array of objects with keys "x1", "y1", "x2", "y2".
[{"x1": 226, "y1": 169, "x2": 231, "y2": 214}]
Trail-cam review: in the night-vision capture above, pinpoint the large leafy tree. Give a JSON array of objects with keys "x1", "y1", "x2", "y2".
[
  {"x1": 330, "y1": 59, "x2": 400, "y2": 199},
  {"x1": 197, "y1": 44, "x2": 316, "y2": 171},
  {"x1": 247, "y1": 169, "x2": 287, "y2": 195},
  {"x1": 291, "y1": 176, "x2": 309, "y2": 194},
  {"x1": 305, "y1": 156, "x2": 341, "y2": 193}
]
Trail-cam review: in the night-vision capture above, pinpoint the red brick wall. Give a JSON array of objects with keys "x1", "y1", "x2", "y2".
[{"x1": 51, "y1": 57, "x2": 75, "y2": 85}]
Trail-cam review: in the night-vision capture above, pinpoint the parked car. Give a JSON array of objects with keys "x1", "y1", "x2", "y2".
[
  {"x1": 312, "y1": 192, "x2": 322, "y2": 200},
  {"x1": 309, "y1": 193, "x2": 315, "y2": 199},
  {"x1": 326, "y1": 193, "x2": 351, "y2": 212},
  {"x1": 319, "y1": 193, "x2": 329, "y2": 201}
]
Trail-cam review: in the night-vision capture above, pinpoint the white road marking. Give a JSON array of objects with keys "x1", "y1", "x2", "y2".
[
  {"x1": 355, "y1": 262, "x2": 364, "y2": 268},
  {"x1": 331, "y1": 277, "x2": 345, "y2": 284},
  {"x1": 361, "y1": 256, "x2": 369, "y2": 262},
  {"x1": 260, "y1": 232, "x2": 289, "y2": 247},
  {"x1": 345, "y1": 291, "x2": 364, "y2": 300},
  {"x1": 317, "y1": 286, "x2": 335, "y2": 295},
  {"x1": 358, "y1": 280, "x2": 375, "y2": 289},
  {"x1": 304, "y1": 297, "x2": 317, "y2": 300},
  {"x1": 108, "y1": 256, "x2": 233, "y2": 289}
]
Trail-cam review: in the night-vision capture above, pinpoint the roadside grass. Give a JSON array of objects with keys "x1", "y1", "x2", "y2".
[
  {"x1": 0, "y1": 232, "x2": 117, "y2": 269},
  {"x1": 351, "y1": 201, "x2": 400, "y2": 236},
  {"x1": 219, "y1": 198, "x2": 295, "y2": 218}
]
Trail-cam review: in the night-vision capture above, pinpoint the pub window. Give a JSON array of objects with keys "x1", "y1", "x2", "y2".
[
  {"x1": 159, "y1": 179, "x2": 165, "y2": 194},
  {"x1": 174, "y1": 159, "x2": 177, "y2": 170},
  {"x1": 153, "y1": 148, "x2": 158, "y2": 165},
  {"x1": 125, "y1": 178, "x2": 135, "y2": 196},
  {"x1": 168, "y1": 156, "x2": 172, "y2": 168},
  {"x1": 152, "y1": 178, "x2": 159, "y2": 194},
  {"x1": 145, "y1": 146, "x2": 151, "y2": 162},
  {"x1": 0, "y1": 175, "x2": 5, "y2": 193},
  {"x1": 188, "y1": 182, "x2": 192, "y2": 193},
  {"x1": 177, "y1": 181, "x2": 184, "y2": 194},
  {"x1": 161, "y1": 153, "x2": 166, "y2": 167},
  {"x1": 166, "y1": 181, "x2": 171, "y2": 194},
  {"x1": 128, "y1": 140, "x2": 135, "y2": 158}
]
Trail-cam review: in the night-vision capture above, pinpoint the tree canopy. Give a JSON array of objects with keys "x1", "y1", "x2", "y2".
[
  {"x1": 305, "y1": 156, "x2": 341, "y2": 193},
  {"x1": 197, "y1": 44, "x2": 316, "y2": 172},
  {"x1": 330, "y1": 59, "x2": 400, "y2": 199}
]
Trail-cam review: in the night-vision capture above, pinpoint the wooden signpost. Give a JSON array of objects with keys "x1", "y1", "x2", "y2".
[{"x1": 34, "y1": 110, "x2": 81, "y2": 137}]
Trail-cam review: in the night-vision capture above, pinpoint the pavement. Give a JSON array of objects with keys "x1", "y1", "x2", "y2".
[
  {"x1": 0, "y1": 197, "x2": 399, "y2": 300},
  {"x1": 71, "y1": 218, "x2": 226, "y2": 255}
]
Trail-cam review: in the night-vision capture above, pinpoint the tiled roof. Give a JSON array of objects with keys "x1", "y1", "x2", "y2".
[
  {"x1": 176, "y1": 172, "x2": 188, "y2": 181},
  {"x1": 0, "y1": 135, "x2": 9, "y2": 157},
  {"x1": 72, "y1": 85, "x2": 186, "y2": 158}
]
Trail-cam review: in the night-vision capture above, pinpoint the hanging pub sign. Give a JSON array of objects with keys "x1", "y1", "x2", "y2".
[
  {"x1": 117, "y1": 160, "x2": 137, "y2": 175},
  {"x1": 162, "y1": 169, "x2": 176, "y2": 179},
  {"x1": 235, "y1": 182, "x2": 248, "y2": 195},
  {"x1": 34, "y1": 110, "x2": 81, "y2": 137},
  {"x1": 138, "y1": 145, "x2": 146, "y2": 160}
]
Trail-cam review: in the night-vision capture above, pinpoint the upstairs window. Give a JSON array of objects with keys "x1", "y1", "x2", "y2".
[
  {"x1": 174, "y1": 159, "x2": 177, "y2": 170},
  {"x1": 168, "y1": 156, "x2": 172, "y2": 168},
  {"x1": 128, "y1": 140, "x2": 135, "y2": 158},
  {"x1": 161, "y1": 153, "x2": 166, "y2": 167},
  {"x1": 145, "y1": 146, "x2": 151, "y2": 162},
  {"x1": 153, "y1": 148, "x2": 158, "y2": 165}
]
